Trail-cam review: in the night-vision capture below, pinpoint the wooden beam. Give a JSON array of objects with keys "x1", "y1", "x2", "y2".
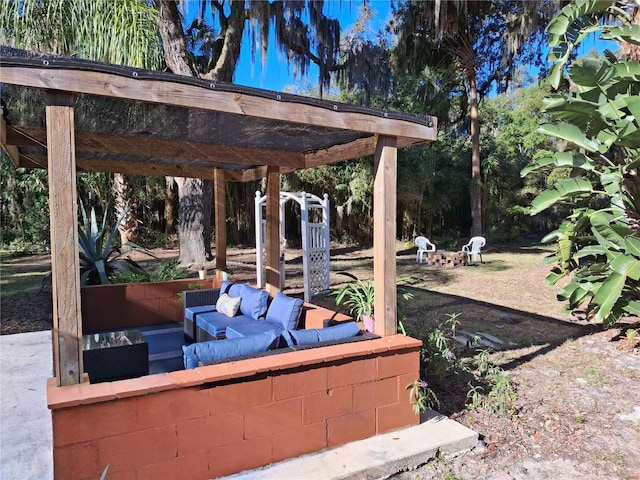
[
  {"x1": 46, "y1": 91, "x2": 83, "y2": 386},
  {"x1": 303, "y1": 136, "x2": 377, "y2": 169},
  {"x1": 25, "y1": 154, "x2": 227, "y2": 179},
  {"x1": 373, "y1": 135, "x2": 397, "y2": 337},
  {"x1": 265, "y1": 166, "x2": 281, "y2": 295},
  {"x1": 214, "y1": 169, "x2": 227, "y2": 278},
  {"x1": 25, "y1": 154, "x2": 270, "y2": 184},
  {"x1": 5, "y1": 126, "x2": 305, "y2": 169},
  {"x1": 239, "y1": 166, "x2": 269, "y2": 182},
  {"x1": 3, "y1": 65, "x2": 437, "y2": 141},
  {"x1": 300, "y1": 135, "x2": 430, "y2": 172},
  {"x1": 0, "y1": 115, "x2": 21, "y2": 167}
]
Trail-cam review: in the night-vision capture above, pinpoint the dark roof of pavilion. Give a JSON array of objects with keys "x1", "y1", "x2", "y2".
[{"x1": 0, "y1": 46, "x2": 437, "y2": 181}]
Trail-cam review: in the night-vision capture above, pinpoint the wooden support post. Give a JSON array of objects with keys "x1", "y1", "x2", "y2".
[
  {"x1": 265, "y1": 166, "x2": 280, "y2": 295},
  {"x1": 373, "y1": 135, "x2": 397, "y2": 336},
  {"x1": 46, "y1": 91, "x2": 83, "y2": 386},
  {"x1": 213, "y1": 169, "x2": 227, "y2": 278}
]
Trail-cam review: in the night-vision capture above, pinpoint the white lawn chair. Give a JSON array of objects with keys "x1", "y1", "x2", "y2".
[
  {"x1": 462, "y1": 236, "x2": 486, "y2": 264},
  {"x1": 415, "y1": 236, "x2": 436, "y2": 263}
]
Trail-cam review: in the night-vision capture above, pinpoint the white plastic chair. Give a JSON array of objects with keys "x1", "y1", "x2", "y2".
[
  {"x1": 415, "y1": 236, "x2": 436, "y2": 263},
  {"x1": 462, "y1": 236, "x2": 486, "y2": 264}
]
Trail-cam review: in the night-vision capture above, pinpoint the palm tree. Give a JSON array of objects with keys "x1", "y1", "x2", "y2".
[
  {"x1": 1, "y1": 0, "x2": 162, "y2": 245},
  {"x1": 393, "y1": 0, "x2": 557, "y2": 236}
]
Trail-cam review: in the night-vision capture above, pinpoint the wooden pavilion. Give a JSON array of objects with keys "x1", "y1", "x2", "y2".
[{"x1": 1, "y1": 46, "x2": 438, "y2": 478}]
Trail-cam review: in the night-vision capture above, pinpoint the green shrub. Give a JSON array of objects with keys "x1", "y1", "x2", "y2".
[
  {"x1": 465, "y1": 350, "x2": 517, "y2": 416},
  {"x1": 150, "y1": 259, "x2": 189, "y2": 281},
  {"x1": 111, "y1": 271, "x2": 150, "y2": 284},
  {"x1": 410, "y1": 313, "x2": 518, "y2": 417}
]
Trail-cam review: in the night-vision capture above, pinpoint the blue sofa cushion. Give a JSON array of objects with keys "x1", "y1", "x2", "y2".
[
  {"x1": 281, "y1": 328, "x2": 319, "y2": 346},
  {"x1": 182, "y1": 331, "x2": 277, "y2": 369},
  {"x1": 282, "y1": 321, "x2": 361, "y2": 347},
  {"x1": 196, "y1": 312, "x2": 255, "y2": 338},
  {"x1": 237, "y1": 284, "x2": 269, "y2": 320},
  {"x1": 265, "y1": 293, "x2": 304, "y2": 330},
  {"x1": 184, "y1": 305, "x2": 216, "y2": 322},
  {"x1": 225, "y1": 321, "x2": 284, "y2": 340},
  {"x1": 222, "y1": 281, "x2": 244, "y2": 298}
]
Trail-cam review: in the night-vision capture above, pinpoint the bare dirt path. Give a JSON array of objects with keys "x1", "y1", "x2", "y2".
[{"x1": 1, "y1": 243, "x2": 639, "y2": 479}]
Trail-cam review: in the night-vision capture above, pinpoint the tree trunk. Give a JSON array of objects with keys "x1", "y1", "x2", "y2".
[
  {"x1": 112, "y1": 173, "x2": 138, "y2": 244},
  {"x1": 164, "y1": 176, "x2": 178, "y2": 234},
  {"x1": 175, "y1": 177, "x2": 213, "y2": 265},
  {"x1": 156, "y1": 0, "x2": 198, "y2": 76},
  {"x1": 157, "y1": 0, "x2": 214, "y2": 264},
  {"x1": 468, "y1": 72, "x2": 483, "y2": 236}
]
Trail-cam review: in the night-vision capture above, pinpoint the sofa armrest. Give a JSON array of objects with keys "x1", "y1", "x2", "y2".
[{"x1": 183, "y1": 288, "x2": 221, "y2": 308}]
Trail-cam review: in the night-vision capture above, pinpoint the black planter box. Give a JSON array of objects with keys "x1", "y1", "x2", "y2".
[{"x1": 83, "y1": 329, "x2": 149, "y2": 383}]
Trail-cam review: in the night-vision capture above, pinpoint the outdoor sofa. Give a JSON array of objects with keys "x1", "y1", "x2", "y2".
[
  {"x1": 182, "y1": 281, "x2": 371, "y2": 369},
  {"x1": 183, "y1": 281, "x2": 301, "y2": 342}
]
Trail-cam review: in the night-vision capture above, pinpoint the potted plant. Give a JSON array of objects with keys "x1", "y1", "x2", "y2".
[
  {"x1": 333, "y1": 278, "x2": 376, "y2": 332},
  {"x1": 333, "y1": 274, "x2": 415, "y2": 334},
  {"x1": 196, "y1": 265, "x2": 206, "y2": 279}
]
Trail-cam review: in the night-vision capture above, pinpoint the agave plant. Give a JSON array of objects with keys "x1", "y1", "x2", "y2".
[{"x1": 78, "y1": 202, "x2": 153, "y2": 285}]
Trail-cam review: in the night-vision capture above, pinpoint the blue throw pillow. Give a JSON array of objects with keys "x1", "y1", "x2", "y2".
[
  {"x1": 238, "y1": 285, "x2": 269, "y2": 320},
  {"x1": 265, "y1": 293, "x2": 304, "y2": 330},
  {"x1": 223, "y1": 282, "x2": 244, "y2": 298},
  {"x1": 182, "y1": 331, "x2": 277, "y2": 369}
]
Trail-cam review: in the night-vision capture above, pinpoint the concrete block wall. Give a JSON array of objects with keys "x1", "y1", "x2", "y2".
[
  {"x1": 81, "y1": 279, "x2": 219, "y2": 333},
  {"x1": 48, "y1": 335, "x2": 422, "y2": 479}
]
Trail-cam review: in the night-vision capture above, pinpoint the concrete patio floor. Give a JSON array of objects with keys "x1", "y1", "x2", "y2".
[
  {"x1": 0, "y1": 331, "x2": 53, "y2": 480},
  {"x1": 0, "y1": 330, "x2": 477, "y2": 480}
]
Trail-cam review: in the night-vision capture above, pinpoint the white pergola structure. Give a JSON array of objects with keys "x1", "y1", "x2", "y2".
[
  {"x1": 255, "y1": 190, "x2": 330, "y2": 301},
  {"x1": 0, "y1": 46, "x2": 437, "y2": 386}
]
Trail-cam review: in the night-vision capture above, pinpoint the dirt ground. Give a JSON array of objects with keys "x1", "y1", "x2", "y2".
[{"x1": 1, "y1": 243, "x2": 639, "y2": 479}]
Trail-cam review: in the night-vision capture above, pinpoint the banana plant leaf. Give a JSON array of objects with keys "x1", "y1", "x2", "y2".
[
  {"x1": 530, "y1": 177, "x2": 593, "y2": 214},
  {"x1": 538, "y1": 123, "x2": 599, "y2": 152},
  {"x1": 610, "y1": 253, "x2": 640, "y2": 280},
  {"x1": 592, "y1": 272, "x2": 626, "y2": 322}
]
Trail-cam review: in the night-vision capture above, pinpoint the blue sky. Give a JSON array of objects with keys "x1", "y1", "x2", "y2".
[
  {"x1": 188, "y1": 1, "x2": 616, "y2": 94},
  {"x1": 233, "y1": 0, "x2": 393, "y2": 92}
]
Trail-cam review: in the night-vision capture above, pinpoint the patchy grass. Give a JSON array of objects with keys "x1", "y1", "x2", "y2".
[
  {"x1": 0, "y1": 251, "x2": 51, "y2": 296},
  {"x1": 0, "y1": 251, "x2": 53, "y2": 334}
]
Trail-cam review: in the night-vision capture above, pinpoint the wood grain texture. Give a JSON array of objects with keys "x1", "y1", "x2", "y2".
[
  {"x1": 2, "y1": 66, "x2": 437, "y2": 141},
  {"x1": 265, "y1": 167, "x2": 281, "y2": 295},
  {"x1": 46, "y1": 92, "x2": 83, "y2": 386},
  {"x1": 24, "y1": 154, "x2": 234, "y2": 179},
  {"x1": 373, "y1": 135, "x2": 398, "y2": 337},
  {"x1": 1, "y1": 116, "x2": 21, "y2": 166},
  {"x1": 214, "y1": 169, "x2": 227, "y2": 276}
]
